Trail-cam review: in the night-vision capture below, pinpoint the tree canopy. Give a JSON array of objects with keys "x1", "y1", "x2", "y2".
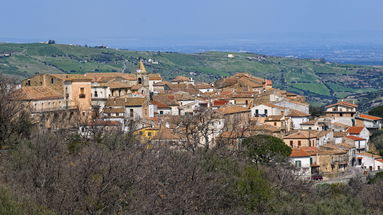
[{"x1": 241, "y1": 135, "x2": 292, "y2": 164}]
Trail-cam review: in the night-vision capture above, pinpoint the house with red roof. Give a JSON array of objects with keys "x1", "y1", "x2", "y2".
[
  {"x1": 346, "y1": 126, "x2": 370, "y2": 146},
  {"x1": 344, "y1": 136, "x2": 368, "y2": 153},
  {"x1": 355, "y1": 114, "x2": 382, "y2": 131},
  {"x1": 289, "y1": 148, "x2": 312, "y2": 180},
  {"x1": 325, "y1": 101, "x2": 358, "y2": 126},
  {"x1": 355, "y1": 152, "x2": 383, "y2": 171}
]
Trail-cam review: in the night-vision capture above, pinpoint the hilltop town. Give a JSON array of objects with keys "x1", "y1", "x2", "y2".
[{"x1": 13, "y1": 61, "x2": 383, "y2": 181}]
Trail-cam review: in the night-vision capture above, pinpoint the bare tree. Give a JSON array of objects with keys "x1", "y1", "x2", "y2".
[{"x1": 0, "y1": 76, "x2": 33, "y2": 148}]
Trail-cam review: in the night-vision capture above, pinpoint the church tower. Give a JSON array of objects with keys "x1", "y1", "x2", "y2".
[{"x1": 136, "y1": 60, "x2": 150, "y2": 95}]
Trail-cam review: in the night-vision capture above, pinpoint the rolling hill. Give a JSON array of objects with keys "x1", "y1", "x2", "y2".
[{"x1": 1, "y1": 42, "x2": 383, "y2": 107}]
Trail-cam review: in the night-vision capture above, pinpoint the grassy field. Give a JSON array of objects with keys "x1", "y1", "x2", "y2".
[{"x1": 1, "y1": 42, "x2": 383, "y2": 105}]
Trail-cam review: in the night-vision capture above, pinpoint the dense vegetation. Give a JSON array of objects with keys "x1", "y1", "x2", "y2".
[
  {"x1": 1, "y1": 77, "x2": 383, "y2": 214},
  {"x1": 1, "y1": 42, "x2": 383, "y2": 106}
]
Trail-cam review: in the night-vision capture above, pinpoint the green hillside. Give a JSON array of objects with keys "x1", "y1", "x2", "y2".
[{"x1": 1, "y1": 42, "x2": 383, "y2": 105}]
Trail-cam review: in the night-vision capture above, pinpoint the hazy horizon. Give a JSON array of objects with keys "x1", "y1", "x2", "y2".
[{"x1": 1, "y1": 0, "x2": 383, "y2": 47}]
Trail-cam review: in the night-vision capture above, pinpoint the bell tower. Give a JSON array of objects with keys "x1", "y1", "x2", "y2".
[{"x1": 136, "y1": 60, "x2": 150, "y2": 95}]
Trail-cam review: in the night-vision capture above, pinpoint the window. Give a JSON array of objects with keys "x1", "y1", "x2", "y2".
[
  {"x1": 264, "y1": 109, "x2": 268, "y2": 115},
  {"x1": 333, "y1": 107, "x2": 336, "y2": 111},
  {"x1": 310, "y1": 158, "x2": 313, "y2": 165},
  {"x1": 26, "y1": 80, "x2": 31, "y2": 86},
  {"x1": 298, "y1": 141, "x2": 301, "y2": 147},
  {"x1": 51, "y1": 78, "x2": 54, "y2": 84},
  {"x1": 340, "y1": 113, "x2": 343, "y2": 117},
  {"x1": 245, "y1": 100, "x2": 248, "y2": 105},
  {"x1": 255, "y1": 109, "x2": 259, "y2": 115},
  {"x1": 160, "y1": 111, "x2": 164, "y2": 115},
  {"x1": 148, "y1": 132, "x2": 152, "y2": 137},
  {"x1": 290, "y1": 141, "x2": 293, "y2": 147},
  {"x1": 79, "y1": 87, "x2": 85, "y2": 98},
  {"x1": 295, "y1": 160, "x2": 302, "y2": 168},
  {"x1": 138, "y1": 78, "x2": 142, "y2": 84},
  {"x1": 274, "y1": 122, "x2": 277, "y2": 126},
  {"x1": 139, "y1": 131, "x2": 143, "y2": 135},
  {"x1": 130, "y1": 109, "x2": 134, "y2": 117},
  {"x1": 94, "y1": 91, "x2": 98, "y2": 97}
]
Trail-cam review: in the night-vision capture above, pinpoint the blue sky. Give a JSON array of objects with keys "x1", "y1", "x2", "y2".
[{"x1": 1, "y1": 0, "x2": 383, "y2": 47}]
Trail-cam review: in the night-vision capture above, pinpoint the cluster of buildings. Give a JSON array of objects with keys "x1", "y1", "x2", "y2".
[{"x1": 14, "y1": 61, "x2": 383, "y2": 180}]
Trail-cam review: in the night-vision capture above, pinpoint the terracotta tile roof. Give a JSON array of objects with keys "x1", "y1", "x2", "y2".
[
  {"x1": 151, "y1": 100, "x2": 170, "y2": 109},
  {"x1": 376, "y1": 159, "x2": 383, "y2": 163},
  {"x1": 284, "y1": 130, "x2": 321, "y2": 139},
  {"x1": 326, "y1": 101, "x2": 358, "y2": 108},
  {"x1": 103, "y1": 108, "x2": 125, "y2": 113},
  {"x1": 301, "y1": 120, "x2": 317, "y2": 125},
  {"x1": 347, "y1": 126, "x2": 364, "y2": 134},
  {"x1": 238, "y1": 77, "x2": 263, "y2": 88},
  {"x1": 152, "y1": 95, "x2": 179, "y2": 106},
  {"x1": 148, "y1": 74, "x2": 162, "y2": 81},
  {"x1": 217, "y1": 105, "x2": 250, "y2": 115},
  {"x1": 338, "y1": 142, "x2": 355, "y2": 149},
  {"x1": 166, "y1": 84, "x2": 200, "y2": 95},
  {"x1": 290, "y1": 148, "x2": 310, "y2": 157},
  {"x1": 332, "y1": 122, "x2": 350, "y2": 128},
  {"x1": 287, "y1": 109, "x2": 310, "y2": 117},
  {"x1": 345, "y1": 136, "x2": 365, "y2": 141},
  {"x1": 105, "y1": 97, "x2": 146, "y2": 107},
  {"x1": 265, "y1": 115, "x2": 284, "y2": 121},
  {"x1": 318, "y1": 144, "x2": 348, "y2": 155},
  {"x1": 358, "y1": 114, "x2": 382, "y2": 121},
  {"x1": 131, "y1": 84, "x2": 142, "y2": 90},
  {"x1": 231, "y1": 91, "x2": 255, "y2": 98},
  {"x1": 195, "y1": 83, "x2": 213, "y2": 89},
  {"x1": 300, "y1": 147, "x2": 319, "y2": 156},
  {"x1": 265, "y1": 80, "x2": 272, "y2": 85},
  {"x1": 50, "y1": 74, "x2": 92, "y2": 82},
  {"x1": 213, "y1": 99, "x2": 229, "y2": 107},
  {"x1": 14, "y1": 86, "x2": 63, "y2": 101},
  {"x1": 84, "y1": 72, "x2": 136, "y2": 81},
  {"x1": 107, "y1": 82, "x2": 131, "y2": 89},
  {"x1": 357, "y1": 152, "x2": 381, "y2": 159}
]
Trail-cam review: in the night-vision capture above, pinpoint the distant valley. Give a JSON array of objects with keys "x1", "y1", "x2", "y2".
[{"x1": 1, "y1": 42, "x2": 383, "y2": 109}]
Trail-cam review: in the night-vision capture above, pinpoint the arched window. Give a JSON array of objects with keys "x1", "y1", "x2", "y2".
[{"x1": 138, "y1": 78, "x2": 142, "y2": 84}]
